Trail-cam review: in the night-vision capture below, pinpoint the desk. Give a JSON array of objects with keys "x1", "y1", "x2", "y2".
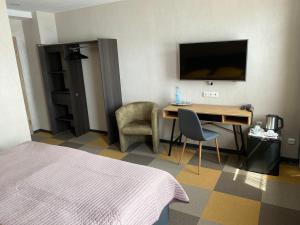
[{"x1": 162, "y1": 104, "x2": 253, "y2": 156}]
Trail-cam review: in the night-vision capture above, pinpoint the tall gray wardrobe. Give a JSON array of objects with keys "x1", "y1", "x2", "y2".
[{"x1": 38, "y1": 39, "x2": 122, "y2": 144}]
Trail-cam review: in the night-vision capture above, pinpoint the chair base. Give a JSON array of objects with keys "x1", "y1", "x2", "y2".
[
  {"x1": 119, "y1": 134, "x2": 159, "y2": 153},
  {"x1": 179, "y1": 137, "x2": 221, "y2": 175}
]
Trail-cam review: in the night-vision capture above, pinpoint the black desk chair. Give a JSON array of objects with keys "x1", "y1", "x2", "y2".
[{"x1": 178, "y1": 109, "x2": 221, "y2": 175}]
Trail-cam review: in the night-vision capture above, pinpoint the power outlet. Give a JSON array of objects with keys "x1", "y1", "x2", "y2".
[
  {"x1": 287, "y1": 138, "x2": 296, "y2": 145},
  {"x1": 203, "y1": 91, "x2": 219, "y2": 98}
]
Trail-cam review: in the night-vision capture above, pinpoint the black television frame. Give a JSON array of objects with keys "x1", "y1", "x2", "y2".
[{"x1": 179, "y1": 39, "x2": 248, "y2": 81}]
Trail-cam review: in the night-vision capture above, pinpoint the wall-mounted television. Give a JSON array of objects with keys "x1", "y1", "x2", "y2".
[{"x1": 180, "y1": 40, "x2": 248, "y2": 81}]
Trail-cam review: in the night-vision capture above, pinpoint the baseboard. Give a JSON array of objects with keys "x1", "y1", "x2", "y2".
[
  {"x1": 160, "y1": 139, "x2": 238, "y2": 155},
  {"x1": 89, "y1": 129, "x2": 108, "y2": 135},
  {"x1": 280, "y1": 156, "x2": 299, "y2": 165},
  {"x1": 33, "y1": 129, "x2": 52, "y2": 134},
  {"x1": 33, "y1": 129, "x2": 107, "y2": 135}
]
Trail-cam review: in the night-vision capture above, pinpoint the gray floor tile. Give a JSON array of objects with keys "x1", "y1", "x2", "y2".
[
  {"x1": 262, "y1": 180, "x2": 300, "y2": 211},
  {"x1": 53, "y1": 131, "x2": 75, "y2": 140},
  {"x1": 69, "y1": 132, "x2": 101, "y2": 144},
  {"x1": 107, "y1": 144, "x2": 120, "y2": 150},
  {"x1": 60, "y1": 142, "x2": 84, "y2": 149},
  {"x1": 128, "y1": 142, "x2": 158, "y2": 158},
  {"x1": 169, "y1": 209, "x2": 200, "y2": 225},
  {"x1": 222, "y1": 155, "x2": 247, "y2": 175},
  {"x1": 79, "y1": 145, "x2": 102, "y2": 155},
  {"x1": 31, "y1": 135, "x2": 45, "y2": 142},
  {"x1": 259, "y1": 203, "x2": 300, "y2": 225},
  {"x1": 122, "y1": 153, "x2": 154, "y2": 166},
  {"x1": 214, "y1": 171, "x2": 262, "y2": 201},
  {"x1": 197, "y1": 219, "x2": 222, "y2": 225},
  {"x1": 170, "y1": 184, "x2": 211, "y2": 217},
  {"x1": 148, "y1": 158, "x2": 183, "y2": 177},
  {"x1": 189, "y1": 150, "x2": 227, "y2": 170}
]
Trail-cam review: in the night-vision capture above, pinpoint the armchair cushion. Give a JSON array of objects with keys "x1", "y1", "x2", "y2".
[{"x1": 122, "y1": 120, "x2": 152, "y2": 135}]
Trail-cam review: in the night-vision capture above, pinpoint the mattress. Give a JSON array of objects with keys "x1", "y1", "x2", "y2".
[{"x1": 0, "y1": 141, "x2": 189, "y2": 225}]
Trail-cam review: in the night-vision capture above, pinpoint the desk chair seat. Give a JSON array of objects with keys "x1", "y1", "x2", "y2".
[
  {"x1": 202, "y1": 128, "x2": 219, "y2": 141},
  {"x1": 178, "y1": 109, "x2": 221, "y2": 175}
]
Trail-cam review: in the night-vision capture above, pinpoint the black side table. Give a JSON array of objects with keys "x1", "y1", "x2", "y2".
[{"x1": 246, "y1": 135, "x2": 281, "y2": 176}]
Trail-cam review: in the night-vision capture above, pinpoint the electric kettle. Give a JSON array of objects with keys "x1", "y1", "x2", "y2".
[{"x1": 265, "y1": 115, "x2": 284, "y2": 131}]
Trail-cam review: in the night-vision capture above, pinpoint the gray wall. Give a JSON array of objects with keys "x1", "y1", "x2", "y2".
[{"x1": 55, "y1": 0, "x2": 300, "y2": 158}]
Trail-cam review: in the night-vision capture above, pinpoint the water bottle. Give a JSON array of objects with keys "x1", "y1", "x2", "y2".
[{"x1": 175, "y1": 87, "x2": 181, "y2": 104}]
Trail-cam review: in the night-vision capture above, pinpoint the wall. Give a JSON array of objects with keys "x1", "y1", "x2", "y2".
[
  {"x1": 21, "y1": 11, "x2": 59, "y2": 131},
  {"x1": 55, "y1": 0, "x2": 300, "y2": 158},
  {"x1": 0, "y1": 1, "x2": 30, "y2": 149},
  {"x1": 22, "y1": 18, "x2": 50, "y2": 130},
  {"x1": 81, "y1": 46, "x2": 107, "y2": 131},
  {"x1": 34, "y1": 11, "x2": 58, "y2": 44},
  {"x1": 9, "y1": 18, "x2": 35, "y2": 131}
]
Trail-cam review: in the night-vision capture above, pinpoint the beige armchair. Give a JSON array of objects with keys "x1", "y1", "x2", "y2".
[{"x1": 115, "y1": 102, "x2": 159, "y2": 153}]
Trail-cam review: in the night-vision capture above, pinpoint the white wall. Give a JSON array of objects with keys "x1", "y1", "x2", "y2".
[
  {"x1": 20, "y1": 11, "x2": 59, "y2": 131},
  {"x1": 34, "y1": 11, "x2": 58, "y2": 44},
  {"x1": 22, "y1": 18, "x2": 50, "y2": 130},
  {"x1": 9, "y1": 18, "x2": 35, "y2": 131},
  {"x1": 81, "y1": 46, "x2": 107, "y2": 131},
  {"x1": 55, "y1": 0, "x2": 300, "y2": 158},
  {"x1": 0, "y1": 1, "x2": 30, "y2": 149}
]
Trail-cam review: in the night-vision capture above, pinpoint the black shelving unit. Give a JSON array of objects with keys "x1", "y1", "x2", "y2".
[
  {"x1": 38, "y1": 44, "x2": 89, "y2": 136},
  {"x1": 38, "y1": 39, "x2": 123, "y2": 143}
]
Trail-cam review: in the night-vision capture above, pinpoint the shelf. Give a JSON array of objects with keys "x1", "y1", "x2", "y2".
[
  {"x1": 49, "y1": 71, "x2": 65, "y2": 74},
  {"x1": 52, "y1": 89, "x2": 71, "y2": 94},
  {"x1": 56, "y1": 114, "x2": 73, "y2": 122},
  {"x1": 52, "y1": 91, "x2": 71, "y2": 105},
  {"x1": 223, "y1": 116, "x2": 250, "y2": 125}
]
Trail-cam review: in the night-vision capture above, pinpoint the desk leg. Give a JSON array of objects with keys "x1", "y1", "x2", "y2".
[
  {"x1": 168, "y1": 119, "x2": 176, "y2": 156},
  {"x1": 239, "y1": 125, "x2": 246, "y2": 155},
  {"x1": 233, "y1": 125, "x2": 240, "y2": 151}
]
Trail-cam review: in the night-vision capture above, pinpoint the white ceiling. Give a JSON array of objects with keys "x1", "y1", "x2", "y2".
[{"x1": 6, "y1": 0, "x2": 124, "y2": 13}]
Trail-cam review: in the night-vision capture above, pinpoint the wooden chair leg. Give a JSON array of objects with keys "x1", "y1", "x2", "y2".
[
  {"x1": 198, "y1": 141, "x2": 202, "y2": 175},
  {"x1": 179, "y1": 137, "x2": 187, "y2": 165},
  {"x1": 215, "y1": 138, "x2": 221, "y2": 164}
]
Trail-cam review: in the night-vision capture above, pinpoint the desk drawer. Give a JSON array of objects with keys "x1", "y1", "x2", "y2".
[{"x1": 223, "y1": 115, "x2": 250, "y2": 125}]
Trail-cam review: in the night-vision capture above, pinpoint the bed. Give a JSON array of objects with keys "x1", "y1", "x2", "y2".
[{"x1": 0, "y1": 141, "x2": 189, "y2": 225}]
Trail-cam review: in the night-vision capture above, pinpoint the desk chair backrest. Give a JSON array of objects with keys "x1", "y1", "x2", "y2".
[{"x1": 178, "y1": 109, "x2": 205, "y2": 141}]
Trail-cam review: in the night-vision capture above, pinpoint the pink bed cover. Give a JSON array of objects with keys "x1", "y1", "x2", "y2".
[{"x1": 0, "y1": 142, "x2": 189, "y2": 225}]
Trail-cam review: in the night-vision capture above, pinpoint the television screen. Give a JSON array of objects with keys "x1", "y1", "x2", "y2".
[{"x1": 180, "y1": 40, "x2": 248, "y2": 81}]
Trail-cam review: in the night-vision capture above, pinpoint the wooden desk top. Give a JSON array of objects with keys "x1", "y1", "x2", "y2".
[{"x1": 162, "y1": 104, "x2": 252, "y2": 125}]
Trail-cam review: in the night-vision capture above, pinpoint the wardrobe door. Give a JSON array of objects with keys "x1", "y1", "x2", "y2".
[{"x1": 98, "y1": 39, "x2": 122, "y2": 144}]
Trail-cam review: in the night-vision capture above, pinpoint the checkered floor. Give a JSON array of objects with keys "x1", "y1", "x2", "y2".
[{"x1": 32, "y1": 131, "x2": 300, "y2": 225}]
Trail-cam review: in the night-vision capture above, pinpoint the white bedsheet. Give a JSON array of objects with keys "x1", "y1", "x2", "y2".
[{"x1": 0, "y1": 142, "x2": 189, "y2": 225}]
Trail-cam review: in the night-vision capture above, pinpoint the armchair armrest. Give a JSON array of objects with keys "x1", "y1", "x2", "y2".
[
  {"x1": 151, "y1": 104, "x2": 160, "y2": 152},
  {"x1": 151, "y1": 104, "x2": 159, "y2": 134},
  {"x1": 116, "y1": 106, "x2": 133, "y2": 130}
]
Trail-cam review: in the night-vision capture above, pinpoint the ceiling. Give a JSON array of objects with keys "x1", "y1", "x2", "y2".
[{"x1": 6, "y1": 0, "x2": 124, "y2": 12}]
